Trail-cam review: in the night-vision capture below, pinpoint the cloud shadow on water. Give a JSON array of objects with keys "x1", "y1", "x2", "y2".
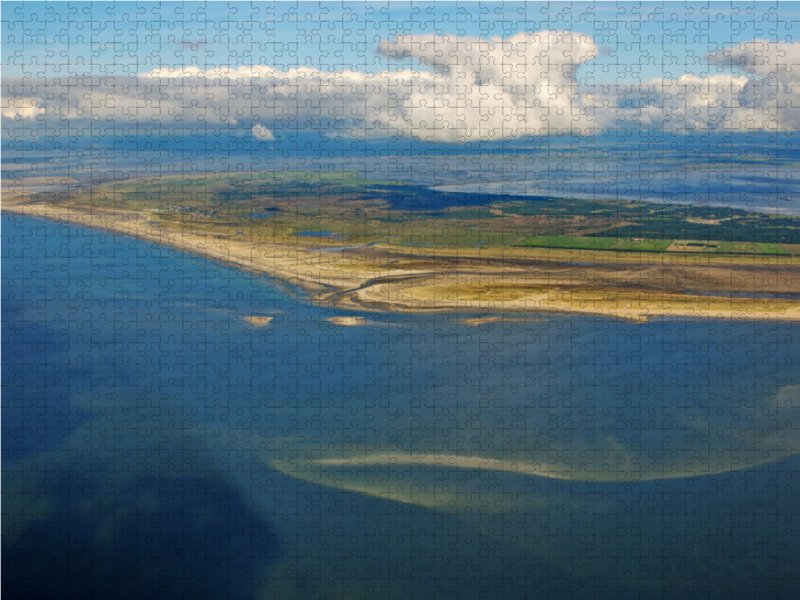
[{"x1": 2, "y1": 476, "x2": 282, "y2": 600}]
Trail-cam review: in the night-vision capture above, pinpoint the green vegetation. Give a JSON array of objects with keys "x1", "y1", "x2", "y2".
[
  {"x1": 36, "y1": 170, "x2": 800, "y2": 256},
  {"x1": 517, "y1": 236, "x2": 789, "y2": 255},
  {"x1": 710, "y1": 242, "x2": 789, "y2": 255},
  {"x1": 599, "y1": 222, "x2": 800, "y2": 245},
  {"x1": 612, "y1": 238, "x2": 674, "y2": 252},
  {"x1": 516, "y1": 236, "x2": 622, "y2": 251}
]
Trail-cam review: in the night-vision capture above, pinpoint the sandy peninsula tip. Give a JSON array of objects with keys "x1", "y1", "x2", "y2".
[
  {"x1": 327, "y1": 316, "x2": 368, "y2": 326},
  {"x1": 244, "y1": 316, "x2": 274, "y2": 326},
  {"x1": 462, "y1": 316, "x2": 541, "y2": 326}
]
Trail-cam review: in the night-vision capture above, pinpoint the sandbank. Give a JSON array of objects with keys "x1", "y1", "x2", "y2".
[
  {"x1": 326, "y1": 316, "x2": 368, "y2": 326},
  {"x1": 244, "y1": 316, "x2": 273, "y2": 326}
]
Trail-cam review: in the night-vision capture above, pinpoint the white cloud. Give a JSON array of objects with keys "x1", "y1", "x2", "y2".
[
  {"x1": 604, "y1": 74, "x2": 752, "y2": 132},
  {"x1": 1, "y1": 97, "x2": 44, "y2": 120},
  {"x1": 374, "y1": 31, "x2": 600, "y2": 140},
  {"x1": 252, "y1": 124, "x2": 275, "y2": 140},
  {"x1": 3, "y1": 33, "x2": 800, "y2": 139},
  {"x1": 706, "y1": 40, "x2": 800, "y2": 131}
]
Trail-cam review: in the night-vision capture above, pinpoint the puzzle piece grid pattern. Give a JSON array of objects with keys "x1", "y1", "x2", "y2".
[{"x1": 3, "y1": 3, "x2": 800, "y2": 600}]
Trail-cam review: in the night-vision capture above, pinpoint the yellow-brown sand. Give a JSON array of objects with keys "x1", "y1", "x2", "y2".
[
  {"x1": 5, "y1": 197, "x2": 800, "y2": 323},
  {"x1": 312, "y1": 452, "x2": 567, "y2": 479},
  {"x1": 244, "y1": 316, "x2": 273, "y2": 326},
  {"x1": 461, "y1": 316, "x2": 538, "y2": 326},
  {"x1": 326, "y1": 316, "x2": 368, "y2": 326}
]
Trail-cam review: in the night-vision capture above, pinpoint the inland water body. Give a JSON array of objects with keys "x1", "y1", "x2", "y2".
[{"x1": 3, "y1": 214, "x2": 800, "y2": 600}]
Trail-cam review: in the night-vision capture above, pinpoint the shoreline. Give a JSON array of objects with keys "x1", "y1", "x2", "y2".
[{"x1": 5, "y1": 200, "x2": 800, "y2": 322}]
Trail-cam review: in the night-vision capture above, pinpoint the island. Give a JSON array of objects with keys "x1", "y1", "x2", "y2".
[{"x1": 5, "y1": 170, "x2": 800, "y2": 322}]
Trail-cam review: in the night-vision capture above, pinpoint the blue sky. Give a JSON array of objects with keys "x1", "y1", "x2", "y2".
[{"x1": 4, "y1": 1, "x2": 797, "y2": 83}]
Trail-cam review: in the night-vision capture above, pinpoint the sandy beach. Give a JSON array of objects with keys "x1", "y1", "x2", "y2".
[{"x1": 5, "y1": 197, "x2": 800, "y2": 322}]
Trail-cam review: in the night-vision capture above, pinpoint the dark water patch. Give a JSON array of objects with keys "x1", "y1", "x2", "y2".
[
  {"x1": 316, "y1": 242, "x2": 375, "y2": 252},
  {"x1": 2, "y1": 476, "x2": 282, "y2": 600},
  {"x1": 294, "y1": 230, "x2": 346, "y2": 240},
  {"x1": 2, "y1": 224, "x2": 92, "y2": 459},
  {"x1": 363, "y1": 184, "x2": 547, "y2": 211},
  {"x1": 685, "y1": 290, "x2": 800, "y2": 300}
]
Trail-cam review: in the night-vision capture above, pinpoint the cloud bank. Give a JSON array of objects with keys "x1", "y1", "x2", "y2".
[{"x1": 3, "y1": 32, "x2": 799, "y2": 141}]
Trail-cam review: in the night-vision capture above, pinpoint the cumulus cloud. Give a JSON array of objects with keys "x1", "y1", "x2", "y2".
[
  {"x1": 1, "y1": 97, "x2": 44, "y2": 120},
  {"x1": 707, "y1": 40, "x2": 800, "y2": 131},
  {"x1": 374, "y1": 31, "x2": 600, "y2": 140},
  {"x1": 2, "y1": 33, "x2": 799, "y2": 139},
  {"x1": 0, "y1": 30, "x2": 599, "y2": 142},
  {"x1": 251, "y1": 124, "x2": 275, "y2": 140},
  {"x1": 605, "y1": 74, "x2": 752, "y2": 132}
]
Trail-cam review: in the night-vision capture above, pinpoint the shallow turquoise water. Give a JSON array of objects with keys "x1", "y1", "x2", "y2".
[{"x1": 3, "y1": 214, "x2": 800, "y2": 599}]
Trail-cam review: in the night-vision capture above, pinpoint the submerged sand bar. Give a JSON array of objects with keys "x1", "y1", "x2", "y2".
[
  {"x1": 243, "y1": 316, "x2": 274, "y2": 326},
  {"x1": 5, "y1": 198, "x2": 800, "y2": 322}
]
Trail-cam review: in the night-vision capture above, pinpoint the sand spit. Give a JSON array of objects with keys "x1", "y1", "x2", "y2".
[
  {"x1": 333, "y1": 271, "x2": 800, "y2": 322},
  {"x1": 326, "y1": 316, "x2": 368, "y2": 326},
  {"x1": 461, "y1": 316, "x2": 541, "y2": 326},
  {"x1": 278, "y1": 447, "x2": 791, "y2": 486},
  {"x1": 244, "y1": 316, "x2": 273, "y2": 326},
  {"x1": 311, "y1": 452, "x2": 568, "y2": 479},
  {"x1": 6, "y1": 198, "x2": 800, "y2": 323}
]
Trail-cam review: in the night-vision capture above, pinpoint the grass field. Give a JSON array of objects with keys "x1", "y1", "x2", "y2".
[
  {"x1": 516, "y1": 236, "x2": 791, "y2": 255},
  {"x1": 712, "y1": 241, "x2": 789, "y2": 255},
  {"x1": 23, "y1": 169, "x2": 800, "y2": 256}
]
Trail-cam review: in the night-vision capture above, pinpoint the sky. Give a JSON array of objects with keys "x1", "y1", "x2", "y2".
[
  {"x1": 4, "y1": 2, "x2": 799, "y2": 81},
  {"x1": 4, "y1": 1, "x2": 800, "y2": 142}
]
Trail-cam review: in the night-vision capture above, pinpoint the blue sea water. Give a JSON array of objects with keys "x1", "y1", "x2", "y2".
[
  {"x1": 5, "y1": 130, "x2": 800, "y2": 214},
  {"x1": 294, "y1": 230, "x2": 346, "y2": 239},
  {"x1": 3, "y1": 214, "x2": 800, "y2": 599}
]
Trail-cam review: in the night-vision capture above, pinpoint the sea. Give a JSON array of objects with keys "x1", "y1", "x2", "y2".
[
  {"x1": 3, "y1": 212, "x2": 800, "y2": 600},
  {"x1": 5, "y1": 129, "x2": 800, "y2": 214}
]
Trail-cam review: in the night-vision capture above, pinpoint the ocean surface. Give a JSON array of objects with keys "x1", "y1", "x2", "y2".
[
  {"x1": 5, "y1": 131, "x2": 800, "y2": 215},
  {"x1": 3, "y1": 213, "x2": 800, "y2": 599}
]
